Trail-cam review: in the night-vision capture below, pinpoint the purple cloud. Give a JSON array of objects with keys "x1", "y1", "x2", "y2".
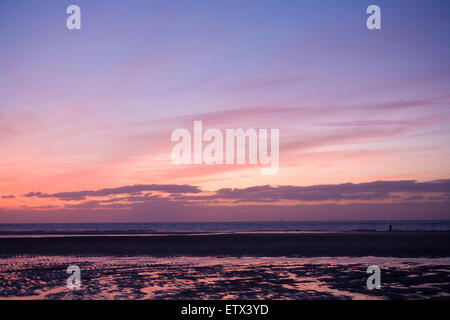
[
  {"x1": 22, "y1": 180, "x2": 450, "y2": 204},
  {"x1": 24, "y1": 184, "x2": 201, "y2": 201},
  {"x1": 208, "y1": 180, "x2": 450, "y2": 203}
]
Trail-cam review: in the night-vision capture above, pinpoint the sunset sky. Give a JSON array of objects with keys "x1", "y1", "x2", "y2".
[{"x1": 0, "y1": 0, "x2": 449, "y2": 222}]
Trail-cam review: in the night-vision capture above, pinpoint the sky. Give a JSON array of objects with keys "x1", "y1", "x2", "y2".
[{"x1": 0, "y1": 0, "x2": 449, "y2": 222}]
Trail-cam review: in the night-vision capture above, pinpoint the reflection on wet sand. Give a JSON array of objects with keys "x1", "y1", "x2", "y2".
[{"x1": 0, "y1": 256, "x2": 449, "y2": 300}]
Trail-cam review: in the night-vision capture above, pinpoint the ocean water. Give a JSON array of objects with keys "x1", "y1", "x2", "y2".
[{"x1": 0, "y1": 220, "x2": 449, "y2": 234}]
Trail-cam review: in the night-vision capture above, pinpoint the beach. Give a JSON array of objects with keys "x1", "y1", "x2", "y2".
[
  {"x1": 0, "y1": 255, "x2": 449, "y2": 300},
  {"x1": 1, "y1": 231, "x2": 449, "y2": 300},
  {"x1": 0, "y1": 231, "x2": 449, "y2": 257}
]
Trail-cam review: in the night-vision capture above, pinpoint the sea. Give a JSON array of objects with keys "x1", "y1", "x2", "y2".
[{"x1": 0, "y1": 220, "x2": 449, "y2": 234}]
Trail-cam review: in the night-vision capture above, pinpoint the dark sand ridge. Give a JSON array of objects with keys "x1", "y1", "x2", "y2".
[{"x1": 0, "y1": 231, "x2": 449, "y2": 257}]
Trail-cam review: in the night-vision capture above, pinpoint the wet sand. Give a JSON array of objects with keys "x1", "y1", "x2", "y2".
[
  {"x1": 0, "y1": 231, "x2": 449, "y2": 257},
  {"x1": 1, "y1": 256, "x2": 449, "y2": 299}
]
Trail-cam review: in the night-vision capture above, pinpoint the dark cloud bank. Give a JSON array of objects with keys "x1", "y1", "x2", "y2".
[{"x1": 2, "y1": 180, "x2": 449, "y2": 223}]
